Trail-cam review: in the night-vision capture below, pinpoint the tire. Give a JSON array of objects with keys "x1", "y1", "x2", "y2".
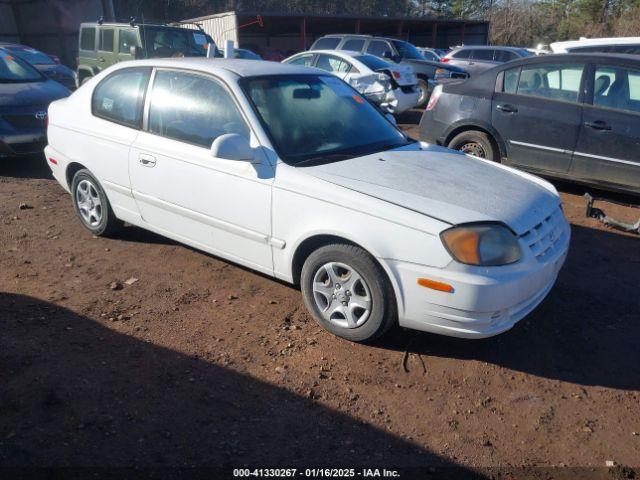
[
  {"x1": 416, "y1": 78, "x2": 430, "y2": 107},
  {"x1": 448, "y1": 130, "x2": 498, "y2": 161},
  {"x1": 71, "y1": 169, "x2": 123, "y2": 236},
  {"x1": 300, "y1": 244, "x2": 397, "y2": 342}
]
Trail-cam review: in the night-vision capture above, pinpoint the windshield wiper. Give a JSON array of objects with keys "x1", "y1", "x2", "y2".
[{"x1": 293, "y1": 152, "x2": 356, "y2": 167}]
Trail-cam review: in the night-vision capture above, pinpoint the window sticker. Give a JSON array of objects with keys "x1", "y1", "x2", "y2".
[{"x1": 102, "y1": 97, "x2": 114, "y2": 112}]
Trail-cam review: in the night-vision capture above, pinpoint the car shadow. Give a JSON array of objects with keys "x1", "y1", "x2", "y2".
[
  {"x1": 376, "y1": 223, "x2": 640, "y2": 391},
  {"x1": 0, "y1": 154, "x2": 52, "y2": 180},
  {"x1": 0, "y1": 292, "x2": 482, "y2": 477}
]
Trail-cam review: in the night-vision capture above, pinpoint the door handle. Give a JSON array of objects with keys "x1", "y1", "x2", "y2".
[
  {"x1": 584, "y1": 120, "x2": 611, "y2": 131},
  {"x1": 139, "y1": 154, "x2": 156, "y2": 167},
  {"x1": 496, "y1": 104, "x2": 518, "y2": 113}
]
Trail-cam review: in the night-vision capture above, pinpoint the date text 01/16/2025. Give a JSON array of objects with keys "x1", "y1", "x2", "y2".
[{"x1": 232, "y1": 468, "x2": 401, "y2": 478}]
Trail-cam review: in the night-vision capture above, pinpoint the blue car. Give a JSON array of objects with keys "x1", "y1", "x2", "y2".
[
  {"x1": 0, "y1": 49, "x2": 69, "y2": 158},
  {"x1": 0, "y1": 42, "x2": 77, "y2": 91}
]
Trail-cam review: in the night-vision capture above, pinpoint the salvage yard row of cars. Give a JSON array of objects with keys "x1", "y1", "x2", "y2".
[{"x1": 2, "y1": 22, "x2": 639, "y2": 342}]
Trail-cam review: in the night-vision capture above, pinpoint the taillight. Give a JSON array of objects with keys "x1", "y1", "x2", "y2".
[
  {"x1": 392, "y1": 70, "x2": 401, "y2": 80},
  {"x1": 440, "y1": 57, "x2": 450, "y2": 63},
  {"x1": 435, "y1": 68, "x2": 444, "y2": 75},
  {"x1": 426, "y1": 84, "x2": 442, "y2": 111}
]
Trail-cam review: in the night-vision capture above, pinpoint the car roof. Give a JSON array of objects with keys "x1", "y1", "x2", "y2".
[
  {"x1": 111, "y1": 57, "x2": 324, "y2": 77},
  {"x1": 79, "y1": 22, "x2": 189, "y2": 30},
  {"x1": 317, "y1": 34, "x2": 399, "y2": 42},
  {"x1": 452, "y1": 45, "x2": 525, "y2": 52},
  {"x1": 551, "y1": 36, "x2": 640, "y2": 51}
]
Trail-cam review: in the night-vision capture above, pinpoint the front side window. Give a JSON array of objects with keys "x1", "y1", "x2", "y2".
[
  {"x1": 286, "y1": 54, "x2": 314, "y2": 67},
  {"x1": 80, "y1": 27, "x2": 96, "y2": 51},
  {"x1": 312, "y1": 38, "x2": 341, "y2": 50},
  {"x1": 495, "y1": 50, "x2": 518, "y2": 62},
  {"x1": 119, "y1": 29, "x2": 139, "y2": 54},
  {"x1": 242, "y1": 74, "x2": 411, "y2": 165},
  {"x1": 140, "y1": 27, "x2": 212, "y2": 58},
  {"x1": 99, "y1": 28, "x2": 114, "y2": 52},
  {"x1": 316, "y1": 55, "x2": 351, "y2": 74},
  {"x1": 391, "y1": 40, "x2": 424, "y2": 60},
  {"x1": 342, "y1": 39, "x2": 365, "y2": 52},
  {"x1": 516, "y1": 63, "x2": 584, "y2": 102},
  {"x1": 148, "y1": 70, "x2": 249, "y2": 148},
  {"x1": 593, "y1": 66, "x2": 640, "y2": 114},
  {"x1": 92, "y1": 68, "x2": 150, "y2": 127},
  {"x1": 367, "y1": 40, "x2": 393, "y2": 58}
]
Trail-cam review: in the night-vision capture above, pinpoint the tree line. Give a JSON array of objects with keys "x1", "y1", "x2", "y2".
[{"x1": 114, "y1": 0, "x2": 640, "y2": 47}]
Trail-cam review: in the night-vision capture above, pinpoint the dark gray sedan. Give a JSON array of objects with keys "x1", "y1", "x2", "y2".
[
  {"x1": 0, "y1": 50, "x2": 69, "y2": 158},
  {"x1": 419, "y1": 53, "x2": 640, "y2": 195}
]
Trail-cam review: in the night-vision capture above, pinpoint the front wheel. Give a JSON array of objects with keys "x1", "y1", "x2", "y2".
[{"x1": 300, "y1": 244, "x2": 397, "y2": 342}]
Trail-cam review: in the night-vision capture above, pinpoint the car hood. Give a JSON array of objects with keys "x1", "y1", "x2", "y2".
[
  {"x1": 0, "y1": 79, "x2": 69, "y2": 107},
  {"x1": 299, "y1": 144, "x2": 560, "y2": 235},
  {"x1": 36, "y1": 63, "x2": 74, "y2": 77}
]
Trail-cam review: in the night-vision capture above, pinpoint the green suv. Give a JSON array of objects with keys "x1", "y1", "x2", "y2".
[{"x1": 77, "y1": 22, "x2": 216, "y2": 86}]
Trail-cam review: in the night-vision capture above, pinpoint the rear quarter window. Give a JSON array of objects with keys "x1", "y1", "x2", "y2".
[
  {"x1": 92, "y1": 68, "x2": 150, "y2": 128},
  {"x1": 80, "y1": 27, "x2": 96, "y2": 51},
  {"x1": 342, "y1": 39, "x2": 365, "y2": 51}
]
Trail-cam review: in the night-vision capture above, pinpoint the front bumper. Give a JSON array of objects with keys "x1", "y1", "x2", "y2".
[
  {"x1": 387, "y1": 212, "x2": 570, "y2": 338},
  {"x1": 0, "y1": 130, "x2": 46, "y2": 157}
]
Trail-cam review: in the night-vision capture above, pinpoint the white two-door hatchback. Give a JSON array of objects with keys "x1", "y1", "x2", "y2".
[{"x1": 45, "y1": 58, "x2": 570, "y2": 342}]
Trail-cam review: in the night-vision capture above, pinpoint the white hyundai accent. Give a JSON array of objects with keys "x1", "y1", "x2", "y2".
[{"x1": 45, "y1": 58, "x2": 570, "y2": 342}]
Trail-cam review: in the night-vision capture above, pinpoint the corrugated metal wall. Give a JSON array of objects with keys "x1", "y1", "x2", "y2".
[{"x1": 179, "y1": 11, "x2": 238, "y2": 49}]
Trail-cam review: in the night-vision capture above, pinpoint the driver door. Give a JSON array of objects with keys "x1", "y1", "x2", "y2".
[{"x1": 129, "y1": 69, "x2": 275, "y2": 273}]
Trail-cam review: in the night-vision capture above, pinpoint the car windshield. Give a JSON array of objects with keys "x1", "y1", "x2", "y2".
[
  {"x1": 353, "y1": 54, "x2": 392, "y2": 71},
  {"x1": 392, "y1": 40, "x2": 425, "y2": 60},
  {"x1": 4, "y1": 45, "x2": 55, "y2": 65},
  {"x1": 0, "y1": 52, "x2": 43, "y2": 82},
  {"x1": 242, "y1": 75, "x2": 411, "y2": 165},
  {"x1": 140, "y1": 27, "x2": 212, "y2": 58}
]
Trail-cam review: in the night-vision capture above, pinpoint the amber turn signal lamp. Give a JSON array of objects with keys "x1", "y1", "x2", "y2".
[{"x1": 417, "y1": 278, "x2": 454, "y2": 293}]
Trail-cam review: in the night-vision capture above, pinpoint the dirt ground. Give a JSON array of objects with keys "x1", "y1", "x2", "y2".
[{"x1": 1, "y1": 113, "x2": 639, "y2": 478}]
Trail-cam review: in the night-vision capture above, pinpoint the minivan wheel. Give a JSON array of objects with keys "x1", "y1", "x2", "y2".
[
  {"x1": 448, "y1": 131, "x2": 498, "y2": 161},
  {"x1": 300, "y1": 244, "x2": 397, "y2": 342},
  {"x1": 416, "y1": 78, "x2": 430, "y2": 107},
  {"x1": 71, "y1": 169, "x2": 122, "y2": 236}
]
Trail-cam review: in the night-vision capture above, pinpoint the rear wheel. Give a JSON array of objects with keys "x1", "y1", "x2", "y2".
[
  {"x1": 300, "y1": 244, "x2": 397, "y2": 342},
  {"x1": 448, "y1": 130, "x2": 498, "y2": 161},
  {"x1": 416, "y1": 78, "x2": 430, "y2": 107},
  {"x1": 71, "y1": 169, "x2": 122, "y2": 236}
]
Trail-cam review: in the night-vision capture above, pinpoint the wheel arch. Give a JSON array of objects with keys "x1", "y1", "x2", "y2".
[
  {"x1": 65, "y1": 162, "x2": 88, "y2": 190},
  {"x1": 444, "y1": 121, "x2": 507, "y2": 160},
  {"x1": 291, "y1": 233, "x2": 404, "y2": 314},
  {"x1": 289, "y1": 233, "x2": 404, "y2": 315}
]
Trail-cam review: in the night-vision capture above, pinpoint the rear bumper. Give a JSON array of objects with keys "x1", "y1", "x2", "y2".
[
  {"x1": 380, "y1": 88, "x2": 420, "y2": 115},
  {"x1": 387, "y1": 214, "x2": 571, "y2": 338},
  {"x1": 44, "y1": 145, "x2": 71, "y2": 192}
]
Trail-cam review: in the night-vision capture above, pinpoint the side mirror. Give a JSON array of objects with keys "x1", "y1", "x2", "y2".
[
  {"x1": 129, "y1": 45, "x2": 139, "y2": 58},
  {"x1": 385, "y1": 113, "x2": 397, "y2": 125},
  {"x1": 211, "y1": 133, "x2": 254, "y2": 161}
]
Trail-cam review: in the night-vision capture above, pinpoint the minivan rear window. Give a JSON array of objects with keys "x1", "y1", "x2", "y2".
[
  {"x1": 80, "y1": 27, "x2": 96, "y2": 51},
  {"x1": 312, "y1": 38, "x2": 341, "y2": 50}
]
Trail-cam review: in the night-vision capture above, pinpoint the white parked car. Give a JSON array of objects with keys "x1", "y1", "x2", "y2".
[
  {"x1": 550, "y1": 36, "x2": 640, "y2": 54},
  {"x1": 283, "y1": 50, "x2": 420, "y2": 115},
  {"x1": 45, "y1": 58, "x2": 570, "y2": 342}
]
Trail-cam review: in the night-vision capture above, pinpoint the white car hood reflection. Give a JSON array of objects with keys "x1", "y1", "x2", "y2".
[{"x1": 300, "y1": 144, "x2": 560, "y2": 235}]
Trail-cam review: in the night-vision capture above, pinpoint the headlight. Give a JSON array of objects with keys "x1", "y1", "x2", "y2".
[{"x1": 440, "y1": 223, "x2": 521, "y2": 266}]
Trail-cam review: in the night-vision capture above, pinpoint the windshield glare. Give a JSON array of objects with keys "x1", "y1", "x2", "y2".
[
  {"x1": 141, "y1": 27, "x2": 212, "y2": 58},
  {"x1": 392, "y1": 40, "x2": 425, "y2": 60},
  {"x1": 5, "y1": 45, "x2": 55, "y2": 65},
  {"x1": 0, "y1": 52, "x2": 43, "y2": 82},
  {"x1": 354, "y1": 54, "x2": 393, "y2": 71},
  {"x1": 242, "y1": 75, "x2": 409, "y2": 165}
]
